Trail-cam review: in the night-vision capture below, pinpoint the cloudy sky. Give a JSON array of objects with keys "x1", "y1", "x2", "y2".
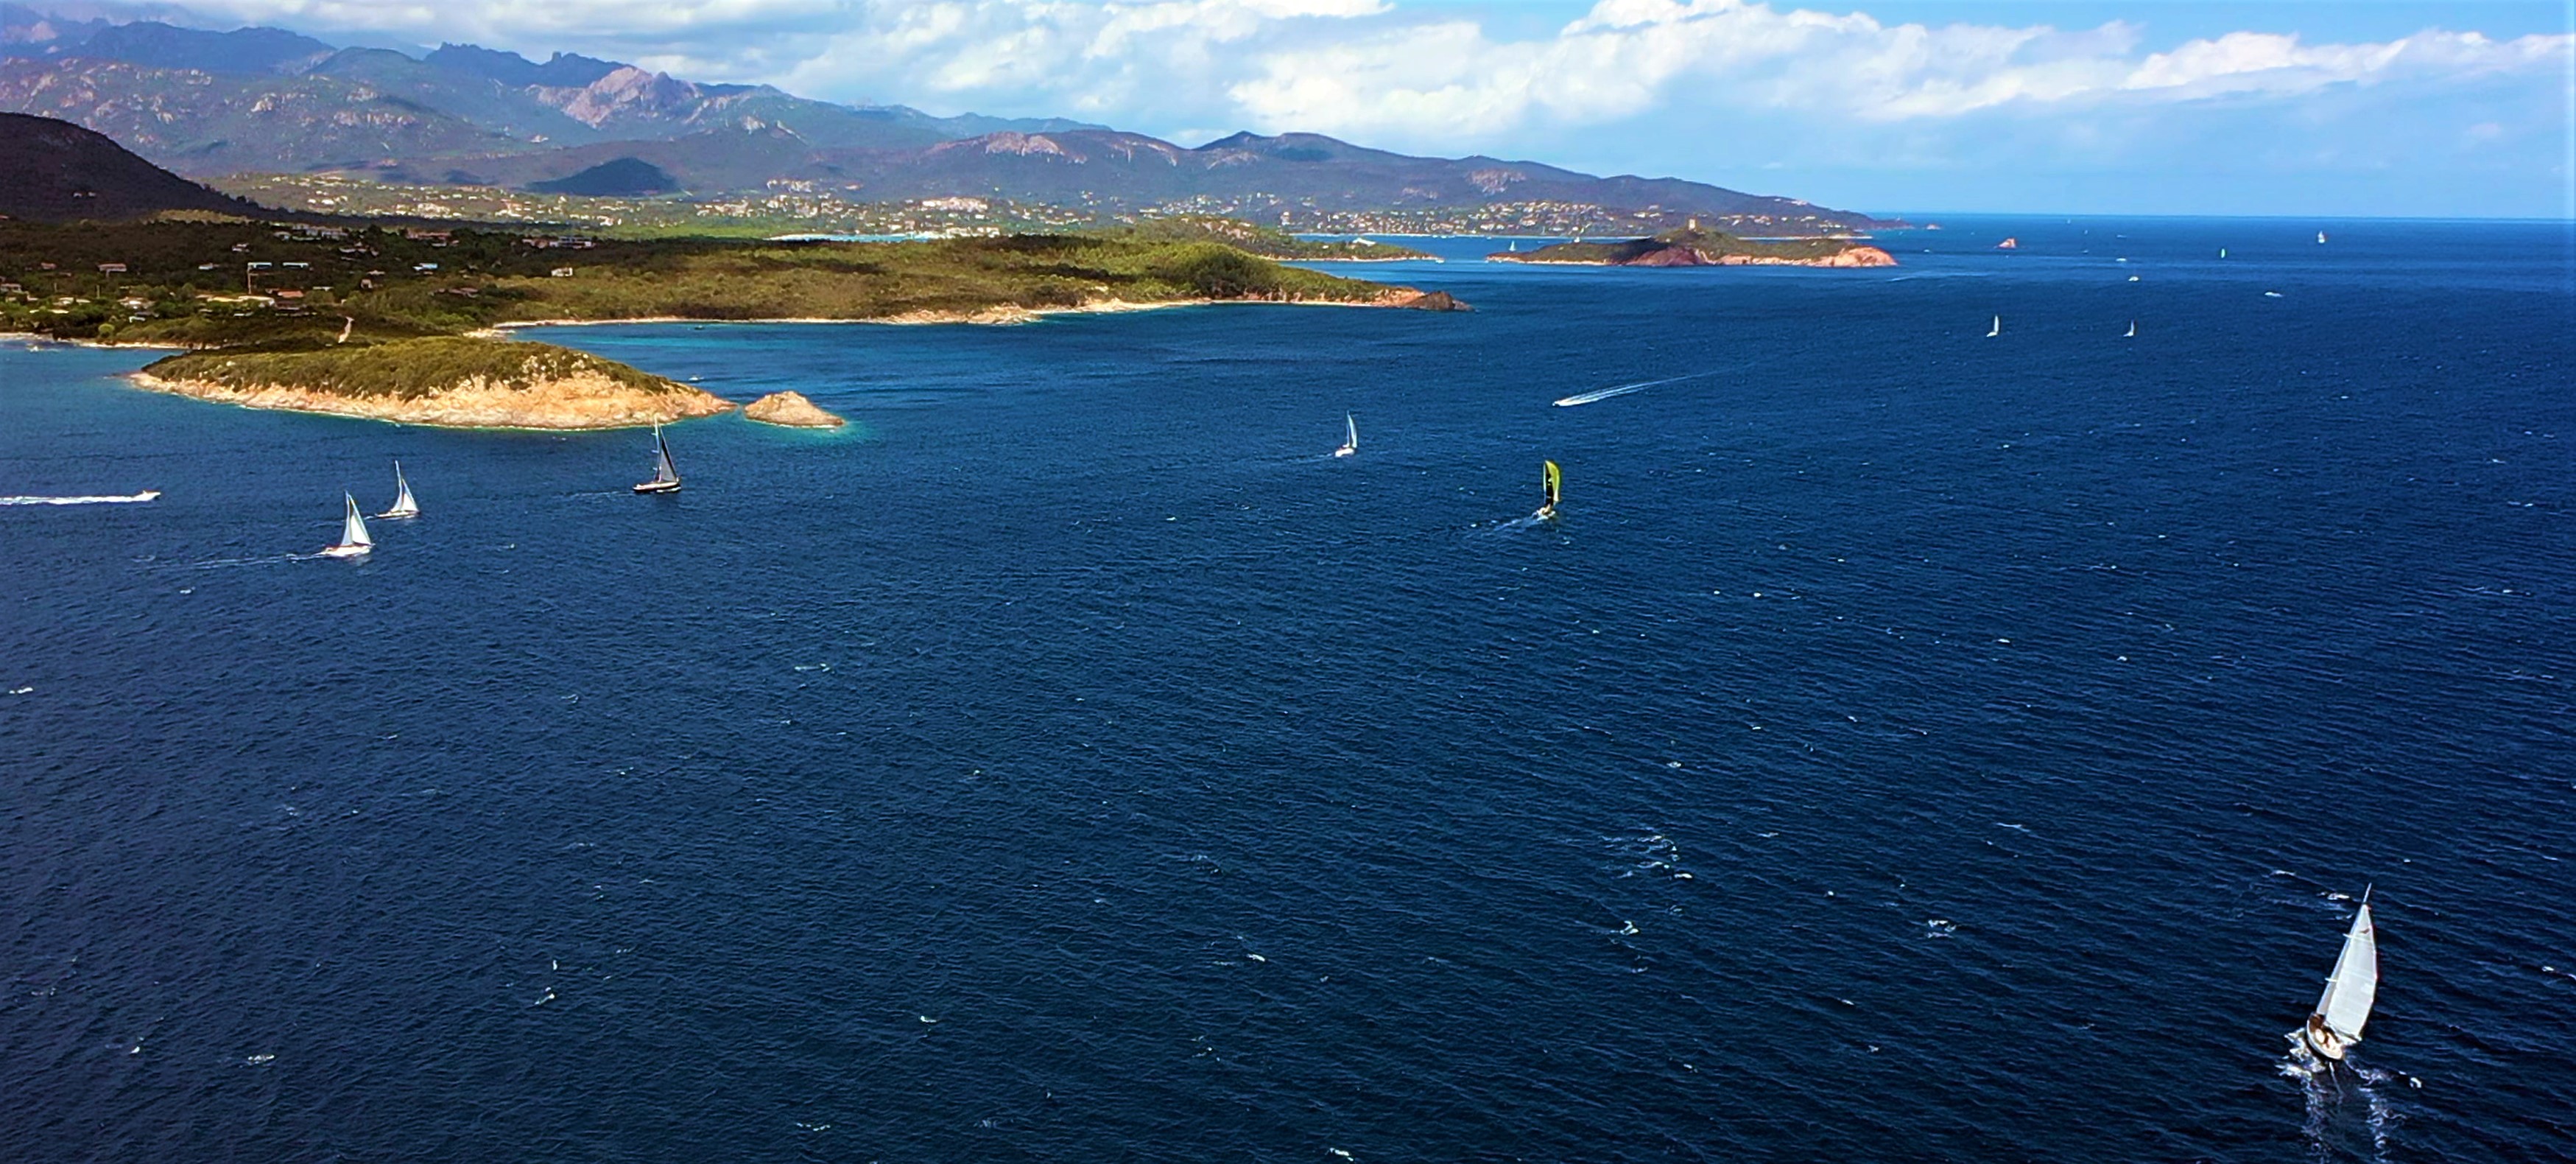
[{"x1": 180, "y1": 0, "x2": 2574, "y2": 217}]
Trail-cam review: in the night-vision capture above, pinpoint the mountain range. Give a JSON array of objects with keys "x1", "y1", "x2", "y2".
[{"x1": 0, "y1": 4, "x2": 1887, "y2": 230}]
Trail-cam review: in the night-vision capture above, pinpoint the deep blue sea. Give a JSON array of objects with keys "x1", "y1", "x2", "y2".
[{"x1": 4, "y1": 217, "x2": 2572, "y2": 1162}]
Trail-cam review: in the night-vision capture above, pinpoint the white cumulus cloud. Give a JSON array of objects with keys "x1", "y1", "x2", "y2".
[
  {"x1": 184, "y1": 0, "x2": 2572, "y2": 141},
  {"x1": 169, "y1": 0, "x2": 2576, "y2": 213}
]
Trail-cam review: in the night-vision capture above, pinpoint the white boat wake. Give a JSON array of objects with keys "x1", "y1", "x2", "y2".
[
  {"x1": 2285, "y1": 1052, "x2": 2400, "y2": 1164},
  {"x1": 1554, "y1": 371, "x2": 1717, "y2": 407},
  {"x1": 0, "y1": 491, "x2": 161, "y2": 505},
  {"x1": 174, "y1": 554, "x2": 304, "y2": 569}
]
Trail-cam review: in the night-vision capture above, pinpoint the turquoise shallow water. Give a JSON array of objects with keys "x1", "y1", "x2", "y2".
[{"x1": 2, "y1": 217, "x2": 2572, "y2": 1161}]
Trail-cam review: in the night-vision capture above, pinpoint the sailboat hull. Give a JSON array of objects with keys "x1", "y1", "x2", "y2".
[
  {"x1": 378, "y1": 506, "x2": 419, "y2": 519},
  {"x1": 317, "y1": 544, "x2": 372, "y2": 558},
  {"x1": 633, "y1": 480, "x2": 682, "y2": 494},
  {"x1": 1333, "y1": 446, "x2": 1355, "y2": 458},
  {"x1": 2293, "y1": 1023, "x2": 2349, "y2": 1062}
]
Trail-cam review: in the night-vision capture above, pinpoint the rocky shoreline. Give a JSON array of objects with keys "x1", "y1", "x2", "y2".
[
  {"x1": 119, "y1": 290, "x2": 1467, "y2": 432},
  {"x1": 127, "y1": 368, "x2": 736, "y2": 431},
  {"x1": 490, "y1": 287, "x2": 1468, "y2": 332}
]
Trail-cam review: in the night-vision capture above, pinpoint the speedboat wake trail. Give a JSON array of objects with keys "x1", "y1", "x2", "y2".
[
  {"x1": 1, "y1": 491, "x2": 161, "y2": 505},
  {"x1": 1554, "y1": 371, "x2": 1719, "y2": 407}
]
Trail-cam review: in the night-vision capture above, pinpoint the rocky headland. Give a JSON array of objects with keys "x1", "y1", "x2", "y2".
[{"x1": 132, "y1": 337, "x2": 734, "y2": 430}]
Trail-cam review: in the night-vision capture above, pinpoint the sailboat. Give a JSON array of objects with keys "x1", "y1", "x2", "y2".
[
  {"x1": 2292, "y1": 890, "x2": 2379, "y2": 1065},
  {"x1": 1334, "y1": 413, "x2": 1358, "y2": 458},
  {"x1": 2317, "y1": 231, "x2": 2329, "y2": 245},
  {"x1": 633, "y1": 424, "x2": 681, "y2": 494},
  {"x1": 1535, "y1": 460, "x2": 1561, "y2": 521},
  {"x1": 378, "y1": 460, "x2": 419, "y2": 519},
  {"x1": 1985, "y1": 315, "x2": 2002, "y2": 338},
  {"x1": 2124, "y1": 321, "x2": 2136, "y2": 338},
  {"x1": 319, "y1": 492, "x2": 373, "y2": 558}
]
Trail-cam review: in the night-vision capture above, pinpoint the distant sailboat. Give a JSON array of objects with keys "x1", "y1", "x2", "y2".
[
  {"x1": 2318, "y1": 231, "x2": 2329, "y2": 245},
  {"x1": 1535, "y1": 460, "x2": 1561, "y2": 521},
  {"x1": 633, "y1": 424, "x2": 681, "y2": 494},
  {"x1": 378, "y1": 460, "x2": 419, "y2": 519},
  {"x1": 2293, "y1": 891, "x2": 2379, "y2": 1065},
  {"x1": 319, "y1": 492, "x2": 373, "y2": 558},
  {"x1": 2124, "y1": 320, "x2": 2136, "y2": 337},
  {"x1": 1334, "y1": 413, "x2": 1357, "y2": 458},
  {"x1": 2218, "y1": 247, "x2": 2228, "y2": 259},
  {"x1": 1986, "y1": 315, "x2": 2002, "y2": 338}
]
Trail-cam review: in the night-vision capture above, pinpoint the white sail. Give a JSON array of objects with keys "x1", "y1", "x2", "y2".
[
  {"x1": 633, "y1": 424, "x2": 683, "y2": 492},
  {"x1": 1987, "y1": 315, "x2": 2001, "y2": 337},
  {"x1": 653, "y1": 427, "x2": 679, "y2": 484},
  {"x1": 2125, "y1": 321, "x2": 2136, "y2": 337},
  {"x1": 339, "y1": 494, "x2": 373, "y2": 549},
  {"x1": 2314, "y1": 902, "x2": 2378, "y2": 1042},
  {"x1": 381, "y1": 461, "x2": 419, "y2": 518},
  {"x1": 1345, "y1": 413, "x2": 1358, "y2": 450}
]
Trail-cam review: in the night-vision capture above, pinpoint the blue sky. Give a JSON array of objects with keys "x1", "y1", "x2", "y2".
[{"x1": 185, "y1": 1, "x2": 2575, "y2": 217}]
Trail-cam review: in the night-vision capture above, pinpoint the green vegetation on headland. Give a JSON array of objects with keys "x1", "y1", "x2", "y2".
[
  {"x1": 147, "y1": 336, "x2": 677, "y2": 400},
  {"x1": 132, "y1": 335, "x2": 736, "y2": 430},
  {"x1": 0, "y1": 217, "x2": 1439, "y2": 348},
  {"x1": 1491, "y1": 226, "x2": 1896, "y2": 268},
  {"x1": 1099, "y1": 215, "x2": 1431, "y2": 261},
  {"x1": 485, "y1": 233, "x2": 1424, "y2": 325},
  {"x1": 1, "y1": 215, "x2": 1457, "y2": 427}
]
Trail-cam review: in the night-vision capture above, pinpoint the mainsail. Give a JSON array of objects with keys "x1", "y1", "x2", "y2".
[
  {"x1": 2314, "y1": 900, "x2": 2378, "y2": 1044},
  {"x1": 382, "y1": 461, "x2": 419, "y2": 518},
  {"x1": 652, "y1": 427, "x2": 679, "y2": 485},
  {"x1": 339, "y1": 493, "x2": 373, "y2": 550},
  {"x1": 1345, "y1": 413, "x2": 1359, "y2": 451},
  {"x1": 1542, "y1": 460, "x2": 1561, "y2": 511}
]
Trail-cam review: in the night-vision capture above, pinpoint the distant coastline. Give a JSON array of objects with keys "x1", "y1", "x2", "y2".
[
  {"x1": 113, "y1": 288, "x2": 1467, "y2": 432},
  {"x1": 488, "y1": 288, "x2": 1465, "y2": 334},
  {"x1": 1489, "y1": 228, "x2": 1896, "y2": 269}
]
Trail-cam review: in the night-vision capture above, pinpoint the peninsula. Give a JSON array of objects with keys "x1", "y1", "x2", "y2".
[
  {"x1": 133, "y1": 337, "x2": 734, "y2": 430},
  {"x1": 6, "y1": 218, "x2": 1457, "y2": 429},
  {"x1": 1491, "y1": 227, "x2": 1896, "y2": 268},
  {"x1": 0, "y1": 116, "x2": 1466, "y2": 430}
]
